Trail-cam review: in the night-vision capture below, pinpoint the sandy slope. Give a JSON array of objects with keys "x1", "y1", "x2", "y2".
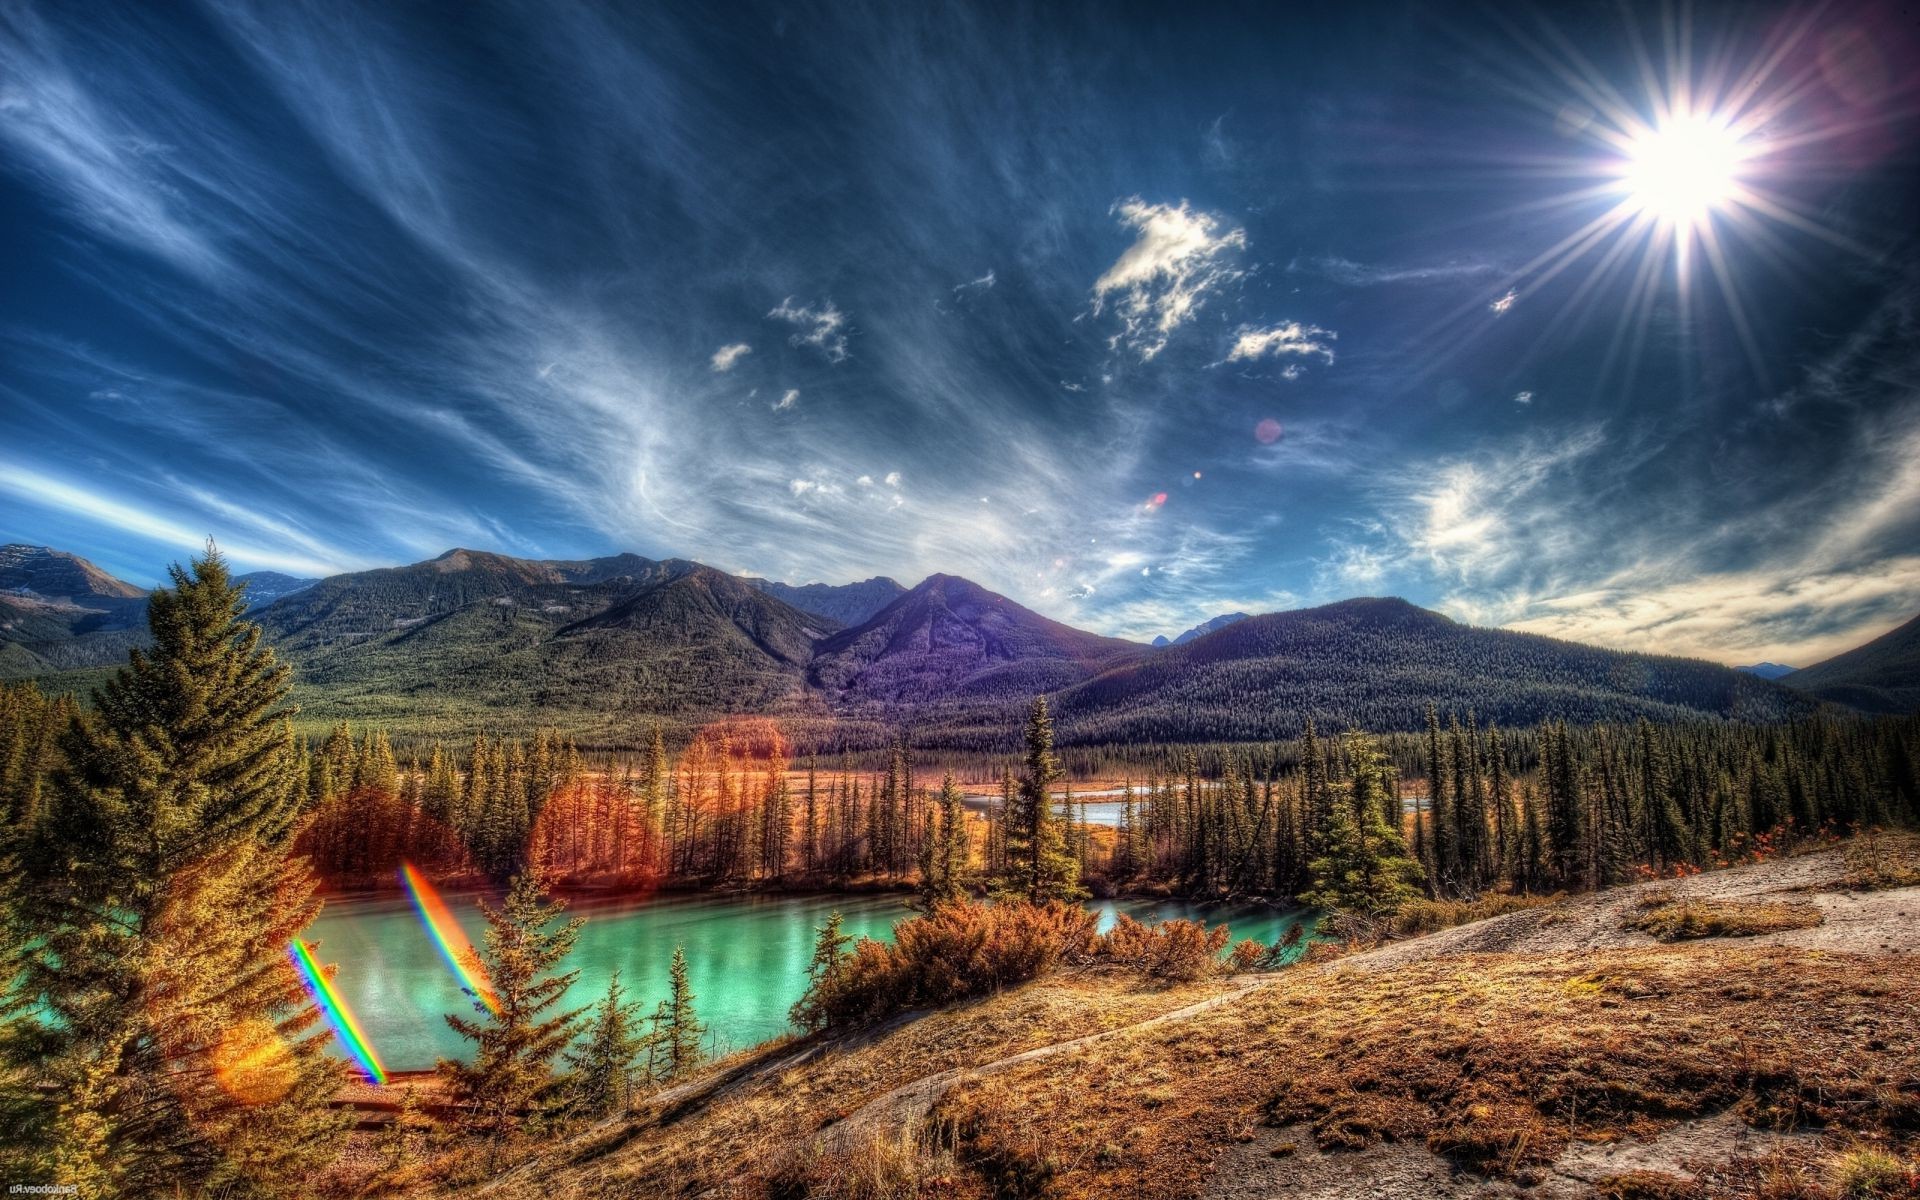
[
  {"x1": 1345, "y1": 845, "x2": 1917, "y2": 971},
  {"x1": 463, "y1": 845, "x2": 1918, "y2": 1199}
]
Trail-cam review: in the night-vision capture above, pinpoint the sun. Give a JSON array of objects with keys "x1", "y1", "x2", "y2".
[{"x1": 1621, "y1": 113, "x2": 1746, "y2": 228}]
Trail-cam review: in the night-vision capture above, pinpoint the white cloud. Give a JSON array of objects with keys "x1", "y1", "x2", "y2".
[
  {"x1": 768, "y1": 297, "x2": 849, "y2": 362},
  {"x1": 0, "y1": 461, "x2": 362, "y2": 577},
  {"x1": 954, "y1": 270, "x2": 995, "y2": 293},
  {"x1": 1502, "y1": 557, "x2": 1920, "y2": 667},
  {"x1": 883, "y1": 471, "x2": 901, "y2": 487},
  {"x1": 1301, "y1": 256, "x2": 1500, "y2": 287},
  {"x1": 1514, "y1": 390, "x2": 1534, "y2": 404},
  {"x1": 1314, "y1": 541, "x2": 1393, "y2": 593},
  {"x1": 1406, "y1": 429, "x2": 1605, "y2": 585},
  {"x1": 710, "y1": 342, "x2": 752, "y2": 371},
  {"x1": 788, "y1": 475, "x2": 843, "y2": 499},
  {"x1": 1227, "y1": 321, "x2": 1337, "y2": 365},
  {"x1": 1092, "y1": 198, "x2": 1246, "y2": 359},
  {"x1": 774, "y1": 388, "x2": 799, "y2": 410}
]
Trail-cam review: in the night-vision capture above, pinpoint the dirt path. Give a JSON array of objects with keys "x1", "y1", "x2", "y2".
[
  {"x1": 1342, "y1": 846, "x2": 1918, "y2": 972},
  {"x1": 806, "y1": 973, "x2": 1276, "y2": 1160}
]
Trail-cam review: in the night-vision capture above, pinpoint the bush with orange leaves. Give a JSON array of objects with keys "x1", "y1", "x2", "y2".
[
  {"x1": 795, "y1": 901, "x2": 1100, "y2": 1030},
  {"x1": 1093, "y1": 914, "x2": 1232, "y2": 982}
]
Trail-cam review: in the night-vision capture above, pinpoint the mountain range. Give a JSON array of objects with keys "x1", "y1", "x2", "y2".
[
  {"x1": 1152, "y1": 612, "x2": 1250, "y2": 648},
  {"x1": 1, "y1": 542, "x2": 1909, "y2": 745}
]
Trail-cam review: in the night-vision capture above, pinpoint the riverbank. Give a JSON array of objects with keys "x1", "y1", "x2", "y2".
[
  {"x1": 328, "y1": 838, "x2": 1919, "y2": 1199},
  {"x1": 306, "y1": 889, "x2": 1318, "y2": 1074}
]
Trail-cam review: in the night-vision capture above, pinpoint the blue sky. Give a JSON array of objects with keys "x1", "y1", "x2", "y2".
[{"x1": 1, "y1": 0, "x2": 1916, "y2": 664}]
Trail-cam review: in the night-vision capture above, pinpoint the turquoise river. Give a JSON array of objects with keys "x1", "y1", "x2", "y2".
[{"x1": 306, "y1": 891, "x2": 1316, "y2": 1072}]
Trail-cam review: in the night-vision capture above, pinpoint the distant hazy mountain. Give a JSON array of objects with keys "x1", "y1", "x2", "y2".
[
  {"x1": 1054, "y1": 597, "x2": 1816, "y2": 744},
  {"x1": 5, "y1": 542, "x2": 1846, "y2": 744},
  {"x1": 1735, "y1": 662, "x2": 1797, "y2": 681},
  {"x1": 1, "y1": 544, "x2": 146, "y2": 602},
  {"x1": 1161, "y1": 612, "x2": 1251, "y2": 646},
  {"x1": 0, "y1": 545, "x2": 150, "y2": 678},
  {"x1": 233, "y1": 570, "x2": 320, "y2": 610},
  {"x1": 1781, "y1": 614, "x2": 1920, "y2": 715},
  {"x1": 742, "y1": 575, "x2": 906, "y2": 626},
  {"x1": 809, "y1": 574, "x2": 1146, "y2": 706}
]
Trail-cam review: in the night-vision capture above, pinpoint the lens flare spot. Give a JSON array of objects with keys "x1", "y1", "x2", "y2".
[
  {"x1": 1254, "y1": 418, "x2": 1283, "y2": 444},
  {"x1": 289, "y1": 939, "x2": 388, "y2": 1085},
  {"x1": 400, "y1": 862, "x2": 500, "y2": 1015},
  {"x1": 211, "y1": 1018, "x2": 297, "y2": 1106}
]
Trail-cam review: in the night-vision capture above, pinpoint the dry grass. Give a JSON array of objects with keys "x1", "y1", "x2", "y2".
[
  {"x1": 1386, "y1": 892, "x2": 1557, "y2": 938},
  {"x1": 465, "y1": 972, "x2": 1235, "y2": 1199},
  {"x1": 1839, "y1": 832, "x2": 1920, "y2": 892},
  {"x1": 1829, "y1": 1144, "x2": 1920, "y2": 1198},
  {"x1": 1627, "y1": 896, "x2": 1825, "y2": 942},
  {"x1": 931, "y1": 947, "x2": 1920, "y2": 1198}
]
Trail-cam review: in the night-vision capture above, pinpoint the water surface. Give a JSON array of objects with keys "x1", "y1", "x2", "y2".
[{"x1": 307, "y1": 889, "x2": 1314, "y2": 1071}]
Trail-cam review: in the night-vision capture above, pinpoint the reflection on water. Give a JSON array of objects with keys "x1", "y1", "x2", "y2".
[{"x1": 307, "y1": 889, "x2": 1316, "y2": 1071}]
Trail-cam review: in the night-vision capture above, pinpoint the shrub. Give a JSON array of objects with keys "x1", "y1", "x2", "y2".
[
  {"x1": 1842, "y1": 831, "x2": 1920, "y2": 891},
  {"x1": 1386, "y1": 892, "x2": 1555, "y2": 938},
  {"x1": 1626, "y1": 897, "x2": 1823, "y2": 942},
  {"x1": 1092, "y1": 916, "x2": 1231, "y2": 982},
  {"x1": 795, "y1": 901, "x2": 1099, "y2": 1029}
]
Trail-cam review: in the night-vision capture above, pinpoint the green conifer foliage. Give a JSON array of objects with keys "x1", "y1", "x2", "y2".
[
  {"x1": 10, "y1": 549, "x2": 346, "y2": 1195},
  {"x1": 1302, "y1": 733, "x2": 1424, "y2": 923},
  {"x1": 1001, "y1": 698, "x2": 1085, "y2": 903},
  {"x1": 439, "y1": 868, "x2": 587, "y2": 1148},
  {"x1": 564, "y1": 970, "x2": 648, "y2": 1118}
]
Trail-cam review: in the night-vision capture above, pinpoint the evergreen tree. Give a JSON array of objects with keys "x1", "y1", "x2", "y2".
[
  {"x1": 564, "y1": 971, "x2": 648, "y2": 1118},
  {"x1": 10, "y1": 548, "x2": 345, "y2": 1195},
  {"x1": 654, "y1": 947, "x2": 706, "y2": 1082},
  {"x1": 915, "y1": 773, "x2": 968, "y2": 907},
  {"x1": 1425, "y1": 704, "x2": 1456, "y2": 889},
  {"x1": 1001, "y1": 698, "x2": 1084, "y2": 902},
  {"x1": 1301, "y1": 733, "x2": 1424, "y2": 922},
  {"x1": 789, "y1": 912, "x2": 852, "y2": 1033},
  {"x1": 439, "y1": 868, "x2": 588, "y2": 1151}
]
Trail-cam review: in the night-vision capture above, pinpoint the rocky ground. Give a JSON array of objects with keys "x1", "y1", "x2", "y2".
[{"x1": 379, "y1": 839, "x2": 1918, "y2": 1200}]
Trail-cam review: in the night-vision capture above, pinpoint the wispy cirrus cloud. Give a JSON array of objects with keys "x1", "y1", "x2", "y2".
[
  {"x1": 1226, "y1": 321, "x2": 1337, "y2": 365},
  {"x1": 768, "y1": 297, "x2": 850, "y2": 363},
  {"x1": 1091, "y1": 198, "x2": 1246, "y2": 360},
  {"x1": 1295, "y1": 256, "x2": 1501, "y2": 287},
  {"x1": 0, "y1": 0, "x2": 1911, "y2": 666}
]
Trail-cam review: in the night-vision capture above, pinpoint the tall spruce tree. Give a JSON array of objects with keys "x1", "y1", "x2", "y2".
[
  {"x1": 654, "y1": 947, "x2": 706, "y2": 1082},
  {"x1": 564, "y1": 970, "x2": 648, "y2": 1118},
  {"x1": 789, "y1": 913, "x2": 852, "y2": 1033},
  {"x1": 1301, "y1": 733, "x2": 1424, "y2": 923},
  {"x1": 440, "y1": 868, "x2": 588, "y2": 1150},
  {"x1": 1001, "y1": 698, "x2": 1084, "y2": 902},
  {"x1": 10, "y1": 548, "x2": 345, "y2": 1195}
]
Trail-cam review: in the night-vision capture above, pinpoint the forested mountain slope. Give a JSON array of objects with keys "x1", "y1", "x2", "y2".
[
  {"x1": 743, "y1": 575, "x2": 906, "y2": 626},
  {"x1": 5, "y1": 544, "x2": 1857, "y2": 743},
  {"x1": 809, "y1": 574, "x2": 1148, "y2": 708},
  {"x1": 1053, "y1": 597, "x2": 1817, "y2": 742},
  {"x1": 254, "y1": 550, "x2": 834, "y2": 729},
  {"x1": 1783, "y1": 612, "x2": 1920, "y2": 715},
  {"x1": 0, "y1": 545, "x2": 150, "y2": 678}
]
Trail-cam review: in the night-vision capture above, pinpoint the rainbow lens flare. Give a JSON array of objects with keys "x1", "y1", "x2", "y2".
[
  {"x1": 400, "y1": 861, "x2": 500, "y2": 1014},
  {"x1": 288, "y1": 938, "x2": 387, "y2": 1086}
]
